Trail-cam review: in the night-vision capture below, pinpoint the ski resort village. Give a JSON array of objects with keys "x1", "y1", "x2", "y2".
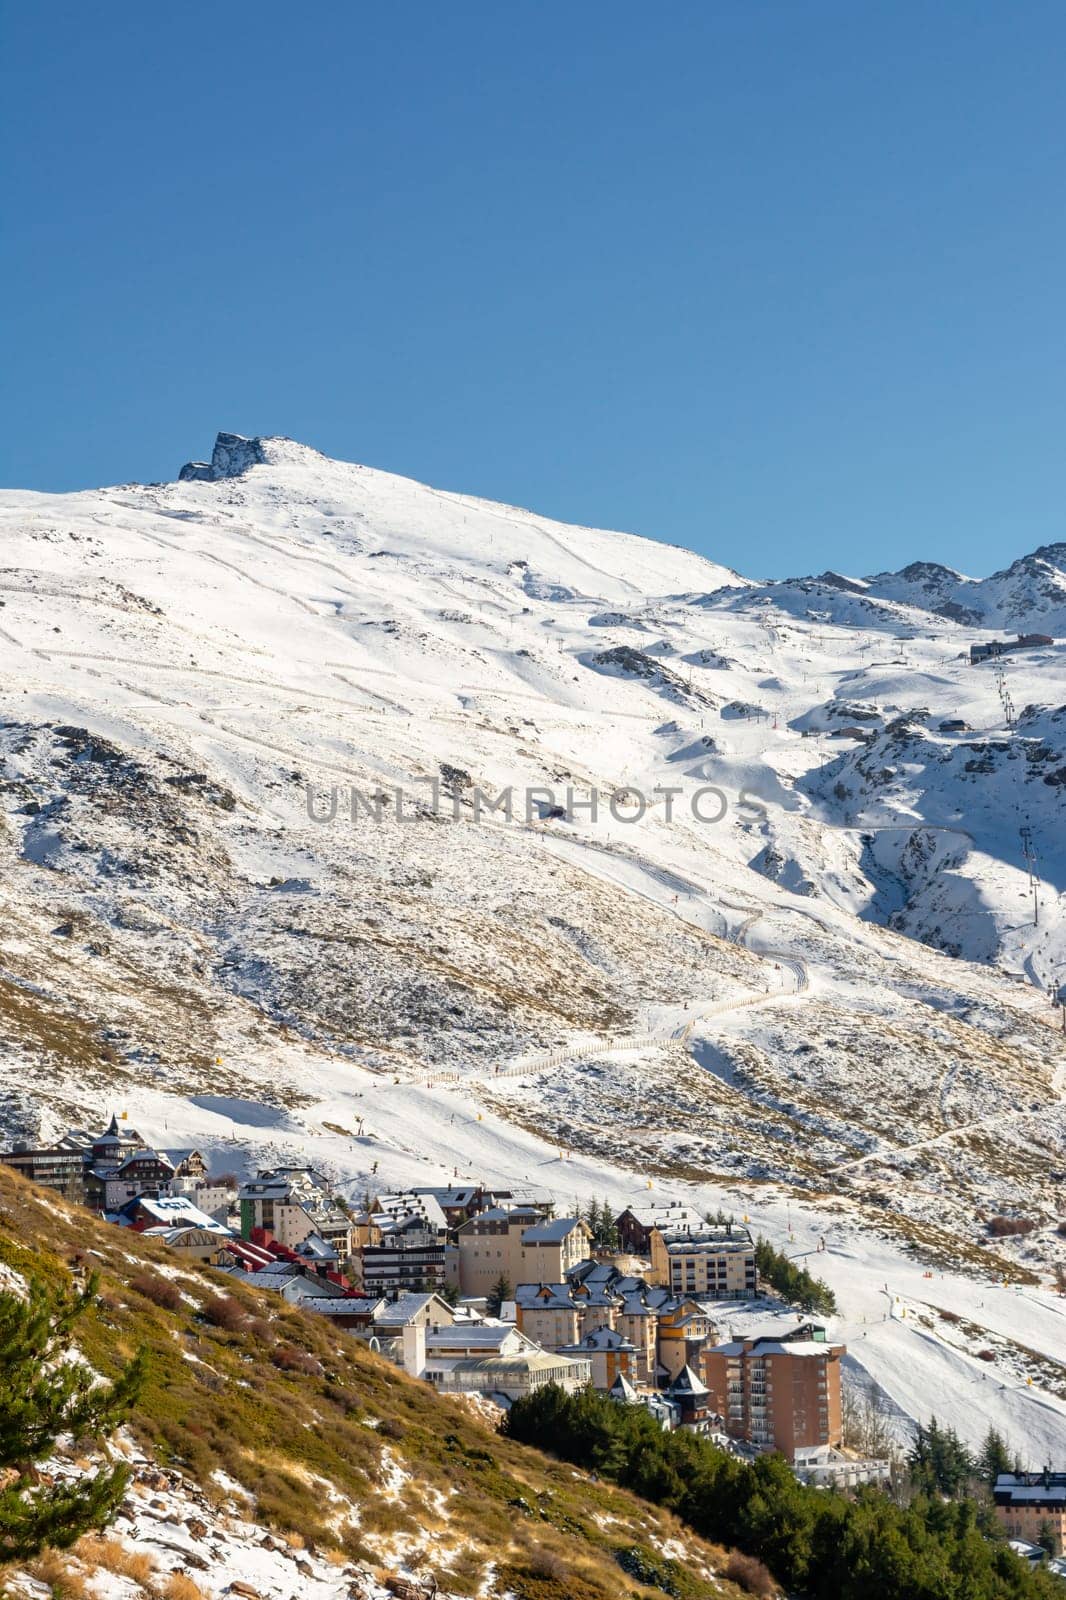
[{"x1": 1, "y1": 433, "x2": 1064, "y2": 1598}]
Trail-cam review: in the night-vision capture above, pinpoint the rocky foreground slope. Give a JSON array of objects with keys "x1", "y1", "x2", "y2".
[{"x1": 0, "y1": 1167, "x2": 742, "y2": 1600}]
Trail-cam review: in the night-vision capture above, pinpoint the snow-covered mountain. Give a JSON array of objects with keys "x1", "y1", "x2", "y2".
[
  {"x1": 0, "y1": 432, "x2": 1063, "y2": 1460},
  {"x1": 791, "y1": 545, "x2": 1066, "y2": 633}
]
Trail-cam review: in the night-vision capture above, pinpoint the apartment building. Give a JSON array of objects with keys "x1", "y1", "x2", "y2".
[
  {"x1": 648, "y1": 1223, "x2": 757, "y2": 1300},
  {"x1": 457, "y1": 1207, "x2": 590, "y2": 1296},
  {"x1": 703, "y1": 1322, "x2": 844, "y2": 1457},
  {"x1": 1, "y1": 1141, "x2": 88, "y2": 1203},
  {"x1": 361, "y1": 1237, "x2": 455, "y2": 1297}
]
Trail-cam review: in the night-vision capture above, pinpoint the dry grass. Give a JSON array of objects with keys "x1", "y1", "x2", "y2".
[
  {"x1": 724, "y1": 1550, "x2": 778, "y2": 1597},
  {"x1": 25, "y1": 1550, "x2": 92, "y2": 1600},
  {"x1": 160, "y1": 1573, "x2": 209, "y2": 1600},
  {"x1": 77, "y1": 1534, "x2": 158, "y2": 1585}
]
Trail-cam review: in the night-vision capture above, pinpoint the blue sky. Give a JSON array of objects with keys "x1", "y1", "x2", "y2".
[{"x1": 3, "y1": 2, "x2": 1064, "y2": 578}]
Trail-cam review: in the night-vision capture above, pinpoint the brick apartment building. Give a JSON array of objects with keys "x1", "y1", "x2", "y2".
[{"x1": 703, "y1": 1322, "x2": 844, "y2": 1457}]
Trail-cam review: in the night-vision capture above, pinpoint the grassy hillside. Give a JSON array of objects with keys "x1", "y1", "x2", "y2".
[{"x1": 0, "y1": 1167, "x2": 746, "y2": 1600}]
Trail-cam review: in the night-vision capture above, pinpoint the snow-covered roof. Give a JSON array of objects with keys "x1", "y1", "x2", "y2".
[
  {"x1": 307, "y1": 1296, "x2": 374, "y2": 1317},
  {"x1": 994, "y1": 1472, "x2": 1066, "y2": 1505},
  {"x1": 120, "y1": 1194, "x2": 221, "y2": 1229},
  {"x1": 115, "y1": 1148, "x2": 175, "y2": 1174},
  {"x1": 426, "y1": 1325, "x2": 523, "y2": 1352},
  {"x1": 294, "y1": 1231, "x2": 339, "y2": 1259},
  {"x1": 374, "y1": 1191, "x2": 448, "y2": 1232},
  {"x1": 459, "y1": 1206, "x2": 510, "y2": 1225},
  {"x1": 710, "y1": 1336, "x2": 841, "y2": 1358},
  {"x1": 441, "y1": 1350, "x2": 587, "y2": 1379},
  {"x1": 373, "y1": 1292, "x2": 454, "y2": 1328},
  {"x1": 412, "y1": 1185, "x2": 480, "y2": 1207},
  {"x1": 620, "y1": 1202, "x2": 706, "y2": 1230},
  {"x1": 522, "y1": 1217, "x2": 583, "y2": 1244},
  {"x1": 667, "y1": 1364, "x2": 710, "y2": 1397},
  {"x1": 514, "y1": 1283, "x2": 574, "y2": 1309},
  {"x1": 563, "y1": 1326, "x2": 635, "y2": 1352}
]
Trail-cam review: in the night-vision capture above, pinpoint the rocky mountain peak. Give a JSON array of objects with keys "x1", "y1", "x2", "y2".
[{"x1": 178, "y1": 432, "x2": 270, "y2": 483}]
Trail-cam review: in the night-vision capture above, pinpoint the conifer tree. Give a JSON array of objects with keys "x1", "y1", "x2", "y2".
[
  {"x1": 599, "y1": 1198, "x2": 620, "y2": 1253},
  {"x1": 0, "y1": 1272, "x2": 145, "y2": 1562},
  {"x1": 977, "y1": 1426, "x2": 1012, "y2": 1487},
  {"x1": 908, "y1": 1417, "x2": 975, "y2": 1499},
  {"x1": 487, "y1": 1275, "x2": 513, "y2": 1317}
]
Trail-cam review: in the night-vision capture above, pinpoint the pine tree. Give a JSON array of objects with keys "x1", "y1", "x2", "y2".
[
  {"x1": 977, "y1": 1426, "x2": 1011, "y2": 1487},
  {"x1": 908, "y1": 1416, "x2": 974, "y2": 1499},
  {"x1": 486, "y1": 1275, "x2": 512, "y2": 1317},
  {"x1": 600, "y1": 1198, "x2": 620, "y2": 1253},
  {"x1": 0, "y1": 1272, "x2": 145, "y2": 1562}
]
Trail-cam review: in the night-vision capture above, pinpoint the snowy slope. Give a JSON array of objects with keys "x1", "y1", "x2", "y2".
[{"x1": 0, "y1": 431, "x2": 1063, "y2": 1459}]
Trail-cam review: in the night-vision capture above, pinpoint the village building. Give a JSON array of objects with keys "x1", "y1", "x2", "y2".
[
  {"x1": 607, "y1": 1373, "x2": 684, "y2": 1430},
  {"x1": 164, "y1": 1175, "x2": 234, "y2": 1224},
  {"x1": 456, "y1": 1207, "x2": 589, "y2": 1297},
  {"x1": 371, "y1": 1292, "x2": 457, "y2": 1335},
  {"x1": 114, "y1": 1192, "x2": 230, "y2": 1236},
  {"x1": 648, "y1": 1222, "x2": 757, "y2": 1300},
  {"x1": 214, "y1": 1236, "x2": 279, "y2": 1272},
  {"x1": 142, "y1": 1223, "x2": 234, "y2": 1262},
  {"x1": 360, "y1": 1195, "x2": 457, "y2": 1298},
  {"x1": 403, "y1": 1321, "x2": 591, "y2": 1401},
  {"x1": 224, "y1": 1258, "x2": 378, "y2": 1329},
  {"x1": 372, "y1": 1191, "x2": 449, "y2": 1236},
  {"x1": 559, "y1": 1325, "x2": 638, "y2": 1390},
  {"x1": 703, "y1": 1322, "x2": 844, "y2": 1458},
  {"x1": 1, "y1": 1139, "x2": 89, "y2": 1203},
  {"x1": 515, "y1": 1261, "x2": 720, "y2": 1391},
  {"x1": 409, "y1": 1185, "x2": 506, "y2": 1229},
  {"x1": 664, "y1": 1364, "x2": 716, "y2": 1432},
  {"x1": 616, "y1": 1289, "x2": 663, "y2": 1385},
  {"x1": 614, "y1": 1199, "x2": 707, "y2": 1256},
  {"x1": 1, "y1": 1116, "x2": 208, "y2": 1215},
  {"x1": 970, "y1": 633, "x2": 1055, "y2": 664},
  {"x1": 655, "y1": 1295, "x2": 718, "y2": 1381},
  {"x1": 793, "y1": 1444, "x2": 892, "y2": 1490},
  {"x1": 238, "y1": 1168, "x2": 353, "y2": 1261},
  {"x1": 90, "y1": 1148, "x2": 179, "y2": 1212},
  {"x1": 514, "y1": 1283, "x2": 585, "y2": 1350},
  {"x1": 993, "y1": 1472, "x2": 1066, "y2": 1556}
]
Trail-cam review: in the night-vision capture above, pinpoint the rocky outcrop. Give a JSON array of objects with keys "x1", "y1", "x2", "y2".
[{"x1": 179, "y1": 432, "x2": 270, "y2": 482}]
